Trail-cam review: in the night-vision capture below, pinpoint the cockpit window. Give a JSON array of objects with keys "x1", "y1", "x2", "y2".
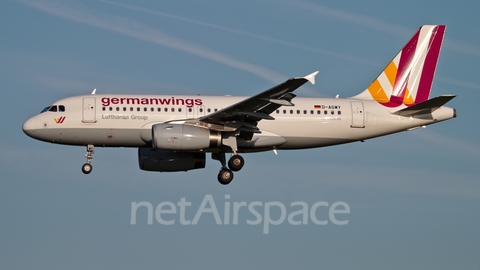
[
  {"x1": 40, "y1": 105, "x2": 65, "y2": 113},
  {"x1": 41, "y1": 106, "x2": 51, "y2": 113}
]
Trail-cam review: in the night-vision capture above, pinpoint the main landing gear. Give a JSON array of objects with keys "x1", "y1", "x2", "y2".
[
  {"x1": 213, "y1": 135, "x2": 245, "y2": 185},
  {"x1": 213, "y1": 152, "x2": 245, "y2": 185},
  {"x1": 81, "y1": 144, "x2": 94, "y2": 174}
]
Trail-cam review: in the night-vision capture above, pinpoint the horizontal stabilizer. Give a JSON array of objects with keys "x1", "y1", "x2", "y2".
[{"x1": 392, "y1": 95, "x2": 456, "y2": 117}]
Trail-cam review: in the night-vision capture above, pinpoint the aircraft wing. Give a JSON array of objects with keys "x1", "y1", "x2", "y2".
[{"x1": 197, "y1": 71, "x2": 318, "y2": 135}]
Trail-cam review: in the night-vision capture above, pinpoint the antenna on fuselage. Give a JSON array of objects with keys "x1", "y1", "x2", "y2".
[{"x1": 91, "y1": 88, "x2": 97, "y2": 95}]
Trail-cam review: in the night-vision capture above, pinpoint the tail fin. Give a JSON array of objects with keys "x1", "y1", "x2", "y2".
[{"x1": 353, "y1": 25, "x2": 446, "y2": 108}]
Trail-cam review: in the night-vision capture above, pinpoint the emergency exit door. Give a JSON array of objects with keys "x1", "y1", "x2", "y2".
[{"x1": 350, "y1": 101, "x2": 365, "y2": 128}]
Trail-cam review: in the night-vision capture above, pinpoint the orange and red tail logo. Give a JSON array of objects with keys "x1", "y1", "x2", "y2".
[
  {"x1": 54, "y1": 116, "x2": 66, "y2": 124},
  {"x1": 356, "y1": 25, "x2": 446, "y2": 108}
]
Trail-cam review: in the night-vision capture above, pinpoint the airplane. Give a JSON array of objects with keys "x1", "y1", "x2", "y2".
[{"x1": 23, "y1": 25, "x2": 456, "y2": 185}]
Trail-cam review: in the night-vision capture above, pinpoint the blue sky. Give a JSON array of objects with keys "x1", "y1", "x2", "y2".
[{"x1": 1, "y1": 0, "x2": 479, "y2": 269}]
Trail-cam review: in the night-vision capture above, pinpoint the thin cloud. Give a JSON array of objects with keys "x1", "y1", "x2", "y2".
[
  {"x1": 436, "y1": 76, "x2": 480, "y2": 91},
  {"x1": 280, "y1": 0, "x2": 412, "y2": 37},
  {"x1": 413, "y1": 129, "x2": 480, "y2": 159},
  {"x1": 18, "y1": 0, "x2": 288, "y2": 84},
  {"x1": 36, "y1": 76, "x2": 96, "y2": 93},
  {"x1": 105, "y1": 0, "x2": 480, "y2": 93},
  {"x1": 257, "y1": 154, "x2": 480, "y2": 199},
  {"x1": 100, "y1": 0, "x2": 379, "y2": 67},
  {"x1": 444, "y1": 39, "x2": 480, "y2": 58},
  {"x1": 319, "y1": 163, "x2": 480, "y2": 199},
  {"x1": 281, "y1": 0, "x2": 480, "y2": 58}
]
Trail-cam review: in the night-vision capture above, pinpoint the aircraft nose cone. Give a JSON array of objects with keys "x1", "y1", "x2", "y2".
[{"x1": 22, "y1": 117, "x2": 36, "y2": 138}]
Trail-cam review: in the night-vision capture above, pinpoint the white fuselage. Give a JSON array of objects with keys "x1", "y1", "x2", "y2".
[{"x1": 22, "y1": 94, "x2": 456, "y2": 152}]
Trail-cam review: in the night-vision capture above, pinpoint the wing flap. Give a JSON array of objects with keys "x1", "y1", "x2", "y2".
[
  {"x1": 261, "y1": 98, "x2": 294, "y2": 106},
  {"x1": 232, "y1": 111, "x2": 275, "y2": 120}
]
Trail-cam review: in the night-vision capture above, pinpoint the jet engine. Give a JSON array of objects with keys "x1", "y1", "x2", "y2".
[
  {"x1": 138, "y1": 148, "x2": 205, "y2": 172},
  {"x1": 152, "y1": 123, "x2": 221, "y2": 150}
]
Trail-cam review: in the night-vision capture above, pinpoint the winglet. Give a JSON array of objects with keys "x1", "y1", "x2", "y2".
[
  {"x1": 91, "y1": 88, "x2": 97, "y2": 95},
  {"x1": 303, "y1": 71, "x2": 319, "y2": 85}
]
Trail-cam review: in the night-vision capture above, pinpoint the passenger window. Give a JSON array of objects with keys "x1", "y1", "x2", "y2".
[
  {"x1": 123, "y1": 107, "x2": 126, "y2": 111},
  {"x1": 303, "y1": 110, "x2": 307, "y2": 114},
  {"x1": 331, "y1": 110, "x2": 334, "y2": 115},
  {"x1": 188, "y1": 108, "x2": 192, "y2": 113},
  {"x1": 290, "y1": 110, "x2": 293, "y2": 114},
  {"x1": 283, "y1": 110, "x2": 286, "y2": 114},
  {"x1": 102, "y1": 107, "x2": 106, "y2": 111},
  {"x1": 137, "y1": 107, "x2": 140, "y2": 112},
  {"x1": 207, "y1": 108, "x2": 211, "y2": 113},
  {"x1": 144, "y1": 107, "x2": 147, "y2": 112},
  {"x1": 276, "y1": 110, "x2": 279, "y2": 114},
  {"x1": 116, "y1": 107, "x2": 119, "y2": 111},
  {"x1": 158, "y1": 108, "x2": 161, "y2": 112},
  {"x1": 338, "y1": 111, "x2": 341, "y2": 115},
  {"x1": 109, "y1": 107, "x2": 113, "y2": 111},
  {"x1": 178, "y1": 108, "x2": 182, "y2": 112},
  {"x1": 151, "y1": 108, "x2": 154, "y2": 112},
  {"x1": 130, "y1": 107, "x2": 134, "y2": 112},
  {"x1": 164, "y1": 108, "x2": 168, "y2": 112}
]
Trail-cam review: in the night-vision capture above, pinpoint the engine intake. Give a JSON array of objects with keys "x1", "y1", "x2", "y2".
[
  {"x1": 138, "y1": 148, "x2": 205, "y2": 172},
  {"x1": 152, "y1": 123, "x2": 221, "y2": 150}
]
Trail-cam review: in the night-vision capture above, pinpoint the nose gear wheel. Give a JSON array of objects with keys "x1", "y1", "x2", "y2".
[{"x1": 82, "y1": 144, "x2": 94, "y2": 174}]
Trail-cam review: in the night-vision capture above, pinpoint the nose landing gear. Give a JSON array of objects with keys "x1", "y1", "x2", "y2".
[{"x1": 81, "y1": 144, "x2": 94, "y2": 174}]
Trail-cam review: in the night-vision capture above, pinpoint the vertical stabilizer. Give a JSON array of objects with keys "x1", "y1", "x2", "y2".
[{"x1": 353, "y1": 25, "x2": 446, "y2": 108}]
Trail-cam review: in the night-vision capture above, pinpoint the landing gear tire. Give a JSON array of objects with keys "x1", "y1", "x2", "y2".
[
  {"x1": 218, "y1": 169, "x2": 234, "y2": 185},
  {"x1": 82, "y1": 145, "x2": 94, "y2": 175},
  {"x1": 82, "y1": 163, "x2": 92, "y2": 174},
  {"x1": 228, "y1": 155, "x2": 244, "y2": 172}
]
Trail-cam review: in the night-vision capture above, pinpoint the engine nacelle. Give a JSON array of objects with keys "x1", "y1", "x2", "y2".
[
  {"x1": 152, "y1": 123, "x2": 221, "y2": 150},
  {"x1": 138, "y1": 148, "x2": 206, "y2": 172}
]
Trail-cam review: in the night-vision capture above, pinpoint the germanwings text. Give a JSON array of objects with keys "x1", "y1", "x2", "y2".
[{"x1": 101, "y1": 97, "x2": 203, "y2": 108}]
